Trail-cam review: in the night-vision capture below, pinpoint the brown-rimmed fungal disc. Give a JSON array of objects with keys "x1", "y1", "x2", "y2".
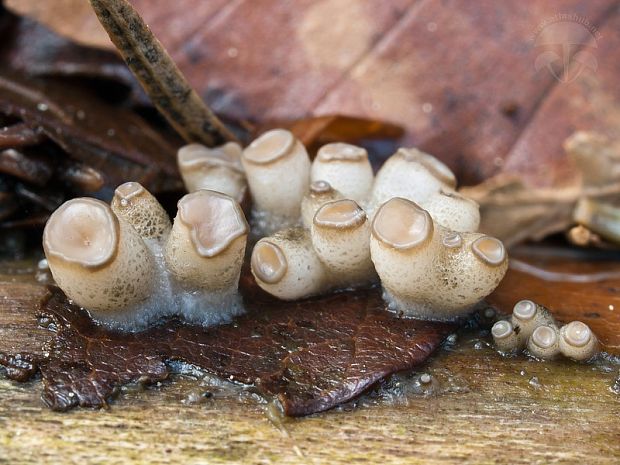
[
  {"x1": 43, "y1": 184, "x2": 249, "y2": 330},
  {"x1": 369, "y1": 197, "x2": 508, "y2": 320},
  {"x1": 177, "y1": 142, "x2": 247, "y2": 203},
  {"x1": 559, "y1": 321, "x2": 599, "y2": 361},
  {"x1": 251, "y1": 199, "x2": 375, "y2": 300},
  {"x1": 491, "y1": 299, "x2": 600, "y2": 363}
]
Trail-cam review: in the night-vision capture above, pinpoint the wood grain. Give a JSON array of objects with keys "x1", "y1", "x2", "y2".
[{"x1": 0, "y1": 322, "x2": 618, "y2": 464}]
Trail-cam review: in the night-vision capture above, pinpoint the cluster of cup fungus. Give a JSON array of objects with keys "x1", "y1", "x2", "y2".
[
  {"x1": 492, "y1": 300, "x2": 599, "y2": 361},
  {"x1": 43, "y1": 128, "x2": 510, "y2": 330}
]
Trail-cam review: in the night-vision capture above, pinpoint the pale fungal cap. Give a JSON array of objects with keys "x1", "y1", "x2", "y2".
[
  {"x1": 371, "y1": 197, "x2": 433, "y2": 250},
  {"x1": 178, "y1": 142, "x2": 243, "y2": 171},
  {"x1": 177, "y1": 190, "x2": 248, "y2": 258},
  {"x1": 301, "y1": 181, "x2": 343, "y2": 229},
  {"x1": 531, "y1": 325, "x2": 558, "y2": 349},
  {"x1": 309, "y1": 180, "x2": 332, "y2": 194},
  {"x1": 472, "y1": 236, "x2": 506, "y2": 266},
  {"x1": 165, "y1": 190, "x2": 249, "y2": 291},
  {"x1": 369, "y1": 148, "x2": 479, "y2": 231},
  {"x1": 115, "y1": 181, "x2": 145, "y2": 202},
  {"x1": 313, "y1": 199, "x2": 367, "y2": 230},
  {"x1": 527, "y1": 325, "x2": 560, "y2": 359},
  {"x1": 369, "y1": 198, "x2": 508, "y2": 320},
  {"x1": 177, "y1": 142, "x2": 246, "y2": 201},
  {"x1": 311, "y1": 200, "x2": 375, "y2": 284},
  {"x1": 492, "y1": 320, "x2": 520, "y2": 352},
  {"x1": 44, "y1": 198, "x2": 118, "y2": 269},
  {"x1": 316, "y1": 143, "x2": 368, "y2": 162},
  {"x1": 251, "y1": 241, "x2": 287, "y2": 284},
  {"x1": 242, "y1": 129, "x2": 310, "y2": 228},
  {"x1": 513, "y1": 299, "x2": 537, "y2": 321},
  {"x1": 559, "y1": 321, "x2": 599, "y2": 361},
  {"x1": 562, "y1": 321, "x2": 591, "y2": 347},
  {"x1": 250, "y1": 228, "x2": 329, "y2": 300},
  {"x1": 491, "y1": 320, "x2": 513, "y2": 340},
  {"x1": 311, "y1": 143, "x2": 374, "y2": 202},
  {"x1": 243, "y1": 129, "x2": 295, "y2": 165},
  {"x1": 397, "y1": 148, "x2": 456, "y2": 188},
  {"x1": 43, "y1": 197, "x2": 156, "y2": 314},
  {"x1": 442, "y1": 232, "x2": 462, "y2": 248},
  {"x1": 111, "y1": 182, "x2": 172, "y2": 240}
]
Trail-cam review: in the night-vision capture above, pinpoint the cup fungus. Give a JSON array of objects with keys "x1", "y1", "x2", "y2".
[
  {"x1": 251, "y1": 228, "x2": 329, "y2": 300},
  {"x1": 251, "y1": 200, "x2": 376, "y2": 300},
  {"x1": 527, "y1": 325, "x2": 560, "y2": 360},
  {"x1": 310, "y1": 143, "x2": 374, "y2": 202},
  {"x1": 44, "y1": 185, "x2": 250, "y2": 330},
  {"x1": 177, "y1": 142, "x2": 246, "y2": 202},
  {"x1": 300, "y1": 180, "x2": 343, "y2": 229},
  {"x1": 559, "y1": 321, "x2": 599, "y2": 361},
  {"x1": 311, "y1": 199, "x2": 375, "y2": 285},
  {"x1": 242, "y1": 129, "x2": 310, "y2": 233},
  {"x1": 510, "y1": 299, "x2": 557, "y2": 346},
  {"x1": 165, "y1": 190, "x2": 249, "y2": 292},
  {"x1": 369, "y1": 148, "x2": 480, "y2": 232},
  {"x1": 491, "y1": 320, "x2": 519, "y2": 353},
  {"x1": 44, "y1": 130, "x2": 504, "y2": 331},
  {"x1": 111, "y1": 181, "x2": 172, "y2": 241},
  {"x1": 43, "y1": 197, "x2": 156, "y2": 316},
  {"x1": 369, "y1": 197, "x2": 508, "y2": 320}
]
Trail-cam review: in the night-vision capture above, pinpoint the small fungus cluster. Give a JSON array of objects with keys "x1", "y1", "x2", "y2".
[
  {"x1": 492, "y1": 300, "x2": 599, "y2": 361},
  {"x1": 43, "y1": 128, "x2": 509, "y2": 330}
]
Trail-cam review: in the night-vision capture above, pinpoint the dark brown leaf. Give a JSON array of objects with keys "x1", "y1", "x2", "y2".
[
  {"x1": 0, "y1": 281, "x2": 454, "y2": 416},
  {"x1": 0, "y1": 71, "x2": 180, "y2": 191}
]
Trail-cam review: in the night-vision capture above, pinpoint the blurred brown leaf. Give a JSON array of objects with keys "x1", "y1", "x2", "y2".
[{"x1": 6, "y1": 0, "x2": 620, "y2": 187}]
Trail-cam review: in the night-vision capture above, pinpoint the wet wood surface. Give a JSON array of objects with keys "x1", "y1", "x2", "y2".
[{"x1": 0, "y1": 257, "x2": 619, "y2": 464}]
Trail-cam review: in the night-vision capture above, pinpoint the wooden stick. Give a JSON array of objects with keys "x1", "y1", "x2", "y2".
[{"x1": 89, "y1": 0, "x2": 239, "y2": 146}]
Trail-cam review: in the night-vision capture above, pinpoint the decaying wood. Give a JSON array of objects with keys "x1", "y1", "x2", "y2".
[
  {"x1": 89, "y1": 0, "x2": 238, "y2": 146},
  {"x1": 0, "y1": 318, "x2": 618, "y2": 464}
]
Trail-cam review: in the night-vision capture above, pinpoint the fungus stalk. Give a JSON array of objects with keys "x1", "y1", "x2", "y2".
[
  {"x1": 492, "y1": 320, "x2": 519, "y2": 353},
  {"x1": 311, "y1": 199, "x2": 375, "y2": 285},
  {"x1": 369, "y1": 197, "x2": 507, "y2": 320},
  {"x1": 559, "y1": 321, "x2": 599, "y2": 361},
  {"x1": 242, "y1": 129, "x2": 310, "y2": 234},
  {"x1": 369, "y1": 148, "x2": 480, "y2": 232},
  {"x1": 310, "y1": 143, "x2": 374, "y2": 203},
  {"x1": 165, "y1": 190, "x2": 248, "y2": 292},
  {"x1": 111, "y1": 181, "x2": 172, "y2": 241},
  {"x1": 251, "y1": 228, "x2": 330, "y2": 300},
  {"x1": 43, "y1": 198, "x2": 156, "y2": 319},
  {"x1": 177, "y1": 142, "x2": 247, "y2": 202}
]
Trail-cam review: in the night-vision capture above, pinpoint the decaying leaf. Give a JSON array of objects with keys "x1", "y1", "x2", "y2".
[
  {"x1": 462, "y1": 132, "x2": 620, "y2": 247},
  {"x1": 10, "y1": 1, "x2": 620, "y2": 186},
  {"x1": 0, "y1": 281, "x2": 454, "y2": 416}
]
